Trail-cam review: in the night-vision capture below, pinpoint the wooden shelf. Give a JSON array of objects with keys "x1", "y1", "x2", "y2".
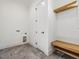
[
  {"x1": 51, "y1": 40, "x2": 79, "y2": 59},
  {"x1": 54, "y1": 1, "x2": 78, "y2": 13}
]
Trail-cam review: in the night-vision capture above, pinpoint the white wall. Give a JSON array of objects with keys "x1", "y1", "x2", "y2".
[
  {"x1": 54, "y1": 0, "x2": 79, "y2": 44},
  {"x1": 47, "y1": 0, "x2": 79, "y2": 55},
  {"x1": 0, "y1": 0, "x2": 29, "y2": 49},
  {"x1": 48, "y1": 0, "x2": 56, "y2": 55}
]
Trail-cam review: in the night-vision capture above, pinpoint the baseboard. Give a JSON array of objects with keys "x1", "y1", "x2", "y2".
[
  {"x1": 0, "y1": 42, "x2": 28, "y2": 50},
  {"x1": 48, "y1": 49, "x2": 53, "y2": 55}
]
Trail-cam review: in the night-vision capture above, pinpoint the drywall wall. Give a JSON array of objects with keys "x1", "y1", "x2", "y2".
[
  {"x1": 48, "y1": 0, "x2": 56, "y2": 55},
  {"x1": 55, "y1": 0, "x2": 79, "y2": 44},
  {"x1": 29, "y1": 0, "x2": 49, "y2": 55},
  {"x1": 0, "y1": 0, "x2": 29, "y2": 49}
]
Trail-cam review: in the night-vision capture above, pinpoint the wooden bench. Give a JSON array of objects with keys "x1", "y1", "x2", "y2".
[{"x1": 51, "y1": 40, "x2": 79, "y2": 59}]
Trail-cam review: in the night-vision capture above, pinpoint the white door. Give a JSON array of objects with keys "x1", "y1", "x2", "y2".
[
  {"x1": 30, "y1": 7, "x2": 39, "y2": 48},
  {"x1": 35, "y1": 1, "x2": 48, "y2": 53}
]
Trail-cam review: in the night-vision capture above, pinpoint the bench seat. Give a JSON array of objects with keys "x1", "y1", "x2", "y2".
[{"x1": 51, "y1": 40, "x2": 79, "y2": 59}]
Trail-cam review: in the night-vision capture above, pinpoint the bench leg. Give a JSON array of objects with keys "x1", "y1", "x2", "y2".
[
  {"x1": 54, "y1": 49, "x2": 76, "y2": 59},
  {"x1": 54, "y1": 49, "x2": 64, "y2": 57}
]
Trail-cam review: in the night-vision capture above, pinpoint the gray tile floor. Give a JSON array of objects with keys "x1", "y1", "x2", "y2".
[{"x1": 0, "y1": 44, "x2": 64, "y2": 59}]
